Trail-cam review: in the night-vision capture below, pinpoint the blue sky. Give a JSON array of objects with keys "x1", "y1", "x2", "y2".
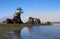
[{"x1": 0, "y1": 0, "x2": 60, "y2": 22}]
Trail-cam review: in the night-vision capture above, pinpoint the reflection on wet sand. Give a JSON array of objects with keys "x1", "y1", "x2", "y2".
[
  {"x1": 13, "y1": 25, "x2": 60, "y2": 39},
  {"x1": 1, "y1": 24, "x2": 60, "y2": 39},
  {"x1": 12, "y1": 27, "x2": 31, "y2": 39},
  {"x1": 0, "y1": 27, "x2": 31, "y2": 39}
]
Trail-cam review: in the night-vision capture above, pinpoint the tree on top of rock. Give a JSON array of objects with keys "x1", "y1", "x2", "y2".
[
  {"x1": 16, "y1": 7, "x2": 23, "y2": 15},
  {"x1": 13, "y1": 7, "x2": 23, "y2": 24}
]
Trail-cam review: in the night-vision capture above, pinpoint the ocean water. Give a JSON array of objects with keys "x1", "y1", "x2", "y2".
[
  {"x1": 2, "y1": 24, "x2": 60, "y2": 39},
  {"x1": 21, "y1": 24, "x2": 60, "y2": 39}
]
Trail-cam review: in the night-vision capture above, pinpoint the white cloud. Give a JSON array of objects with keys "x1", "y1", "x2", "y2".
[{"x1": 21, "y1": 11, "x2": 60, "y2": 23}]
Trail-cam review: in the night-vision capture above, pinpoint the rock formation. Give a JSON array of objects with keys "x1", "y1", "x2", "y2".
[
  {"x1": 34, "y1": 18, "x2": 41, "y2": 24},
  {"x1": 27, "y1": 17, "x2": 34, "y2": 24},
  {"x1": 12, "y1": 12, "x2": 23, "y2": 24},
  {"x1": 27, "y1": 17, "x2": 41, "y2": 24},
  {"x1": 3, "y1": 18, "x2": 13, "y2": 24},
  {"x1": 3, "y1": 7, "x2": 23, "y2": 24},
  {"x1": 46, "y1": 21, "x2": 51, "y2": 24},
  {"x1": 2, "y1": 7, "x2": 42, "y2": 24}
]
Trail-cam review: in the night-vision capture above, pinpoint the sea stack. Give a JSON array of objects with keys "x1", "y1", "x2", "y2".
[{"x1": 12, "y1": 7, "x2": 23, "y2": 24}]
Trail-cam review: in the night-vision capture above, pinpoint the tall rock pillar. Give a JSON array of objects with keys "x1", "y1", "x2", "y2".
[{"x1": 13, "y1": 7, "x2": 23, "y2": 24}]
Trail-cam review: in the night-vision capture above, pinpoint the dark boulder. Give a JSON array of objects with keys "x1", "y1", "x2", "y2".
[
  {"x1": 46, "y1": 21, "x2": 51, "y2": 24},
  {"x1": 3, "y1": 18, "x2": 13, "y2": 24}
]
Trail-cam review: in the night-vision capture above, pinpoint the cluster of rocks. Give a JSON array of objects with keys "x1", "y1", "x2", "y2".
[
  {"x1": 27, "y1": 17, "x2": 41, "y2": 24},
  {"x1": 2, "y1": 7, "x2": 41, "y2": 24},
  {"x1": 3, "y1": 12, "x2": 23, "y2": 24},
  {"x1": 2, "y1": 13, "x2": 51, "y2": 24},
  {"x1": 3, "y1": 14, "x2": 41, "y2": 24}
]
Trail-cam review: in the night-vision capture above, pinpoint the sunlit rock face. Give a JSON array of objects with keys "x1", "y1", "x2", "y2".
[
  {"x1": 34, "y1": 18, "x2": 41, "y2": 24},
  {"x1": 26, "y1": 17, "x2": 41, "y2": 24},
  {"x1": 27, "y1": 17, "x2": 34, "y2": 24}
]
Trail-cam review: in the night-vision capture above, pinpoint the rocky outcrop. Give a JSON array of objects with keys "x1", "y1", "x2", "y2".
[
  {"x1": 34, "y1": 18, "x2": 41, "y2": 24},
  {"x1": 3, "y1": 18, "x2": 13, "y2": 24},
  {"x1": 46, "y1": 21, "x2": 51, "y2": 24},
  {"x1": 3, "y1": 7, "x2": 23, "y2": 24},
  {"x1": 27, "y1": 17, "x2": 41, "y2": 24},
  {"x1": 2, "y1": 7, "x2": 42, "y2": 24},
  {"x1": 12, "y1": 12, "x2": 23, "y2": 24},
  {"x1": 27, "y1": 17, "x2": 34, "y2": 24},
  {"x1": 3, "y1": 13, "x2": 23, "y2": 24}
]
